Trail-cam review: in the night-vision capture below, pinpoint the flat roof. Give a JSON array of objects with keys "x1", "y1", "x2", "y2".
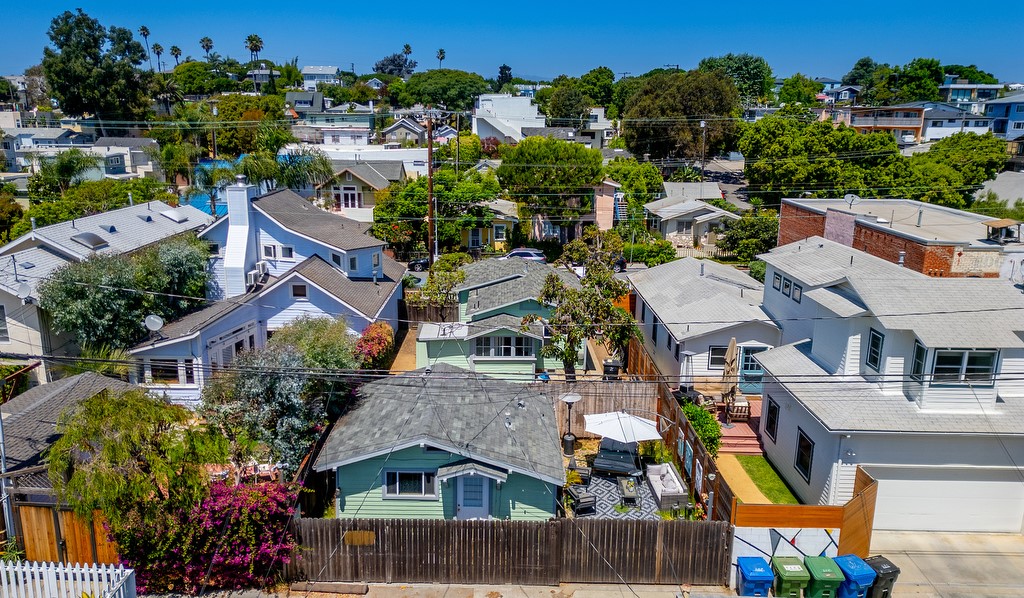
[{"x1": 782, "y1": 197, "x2": 1001, "y2": 247}]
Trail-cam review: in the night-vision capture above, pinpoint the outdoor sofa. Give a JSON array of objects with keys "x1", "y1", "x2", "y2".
[{"x1": 591, "y1": 438, "x2": 642, "y2": 476}]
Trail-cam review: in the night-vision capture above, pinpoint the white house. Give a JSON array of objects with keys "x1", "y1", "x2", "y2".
[
  {"x1": 302, "y1": 66, "x2": 339, "y2": 91},
  {"x1": 629, "y1": 258, "x2": 779, "y2": 393},
  {"x1": 472, "y1": 94, "x2": 545, "y2": 142},
  {"x1": 755, "y1": 237, "x2": 1024, "y2": 533},
  {"x1": 922, "y1": 107, "x2": 992, "y2": 141},
  {"x1": 128, "y1": 179, "x2": 404, "y2": 406},
  {"x1": 643, "y1": 192, "x2": 737, "y2": 247},
  {"x1": 0, "y1": 201, "x2": 214, "y2": 385}
]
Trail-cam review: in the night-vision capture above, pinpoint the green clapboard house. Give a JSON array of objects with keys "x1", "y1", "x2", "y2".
[
  {"x1": 313, "y1": 364, "x2": 564, "y2": 520},
  {"x1": 415, "y1": 257, "x2": 584, "y2": 382}
]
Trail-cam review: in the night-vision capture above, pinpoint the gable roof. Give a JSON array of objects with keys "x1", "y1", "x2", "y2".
[
  {"x1": 759, "y1": 236, "x2": 923, "y2": 288},
  {"x1": 313, "y1": 364, "x2": 563, "y2": 484},
  {"x1": 629, "y1": 258, "x2": 776, "y2": 341},
  {"x1": 0, "y1": 373, "x2": 139, "y2": 483},
  {"x1": 328, "y1": 160, "x2": 406, "y2": 190},
  {"x1": 457, "y1": 258, "x2": 581, "y2": 318},
  {"x1": 521, "y1": 127, "x2": 575, "y2": 140},
  {"x1": 302, "y1": 65, "x2": 338, "y2": 75},
  {"x1": 756, "y1": 341, "x2": 1024, "y2": 434},
  {"x1": 381, "y1": 118, "x2": 426, "y2": 135},
  {"x1": 251, "y1": 189, "x2": 384, "y2": 251},
  {"x1": 655, "y1": 182, "x2": 723, "y2": 204},
  {"x1": 283, "y1": 254, "x2": 405, "y2": 319},
  {"x1": 643, "y1": 198, "x2": 738, "y2": 221}
]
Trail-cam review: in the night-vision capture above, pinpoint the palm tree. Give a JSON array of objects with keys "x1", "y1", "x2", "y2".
[
  {"x1": 245, "y1": 34, "x2": 264, "y2": 64},
  {"x1": 437, "y1": 48, "x2": 445, "y2": 69},
  {"x1": 200, "y1": 36, "x2": 214, "y2": 60},
  {"x1": 151, "y1": 43, "x2": 164, "y2": 72},
  {"x1": 151, "y1": 73, "x2": 181, "y2": 114},
  {"x1": 403, "y1": 44, "x2": 412, "y2": 57},
  {"x1": 138, "y1": 26, "x2": 152, "y2": 70},
  {"x1": 170, "y1": 45, "x2": 181, "y2": 67}
]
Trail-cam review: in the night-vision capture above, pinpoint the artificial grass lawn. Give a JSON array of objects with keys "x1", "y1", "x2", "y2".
[{"x1": 735, "y1": 455, "x2": 800, "y2": 505}]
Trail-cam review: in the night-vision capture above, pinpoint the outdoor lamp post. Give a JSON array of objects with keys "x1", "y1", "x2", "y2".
[
  {"x1": 707, "y1": 472, "x2": 716, "y2": 521},
  {"x1": 560, "y1": 392, "x2": 582, "y2": 457}
]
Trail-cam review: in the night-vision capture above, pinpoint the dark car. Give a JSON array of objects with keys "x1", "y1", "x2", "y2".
[
  {"x1": 612, "y1": 256, "x2": 627, "y2": 273},
  {"x1": 407, "y1": 257, "x2": 430, "y2": 272},
  {"x1": 499, "y1": 248, "x2": 547, "y2": 263}
]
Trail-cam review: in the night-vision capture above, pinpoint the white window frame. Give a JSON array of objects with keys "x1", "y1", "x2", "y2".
[
  {"x1": 493, "y1": 224, "x2": 507, "y2": 241},
  {"x1": 382, "y1": 470, "x2": 438, "y2": 500},
  {"x1": 911, "y1": 341, "x2": 927, "y2": 382},
  {"x1": 708, "y1": 346, "x2": 728, "y2": 370},
  {"x1": 866, "y1": 328, "x2": 884, "y2": 371},
  {"x1": 0, "y1": 305, "x2": 9, "y2": 343},
  {"x1": 795, "y1": 428, "x2": 814, "y2": 483},
  {"x1": 291, "y1": 283, "x2": 308, "y2": 299},
  {"x1": 280, "y1": 245, "x2": 295, "y2": 260},
  {"x1": 262, "y1": 244, "x2": 277, "y2": 259},
  {"x1": 331, "y1": 252, "x2": 344, "y2": 268},
  {"x1": 764, "y1": 397, "x2": 780, "y2": 443},
  {"x1": 474, "y1": 335, "x2": 534, "y2": 358},
  {"x1": 931, "y1": 349, "x2": 998, "y2": 386},
  {"x1": 143, "y1": 358, "x2": 197, "y2": 386},
  {"x1": 772, "y1": 273, "x2": 782, "y2": 291},
  {"x1": 349, "y1": 255, "x2": 358, "y2": 271}
]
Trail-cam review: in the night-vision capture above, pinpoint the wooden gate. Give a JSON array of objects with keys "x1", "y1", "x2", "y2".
[{"x1": 15, "y1": 505, "x2": 119, "y2": 565}]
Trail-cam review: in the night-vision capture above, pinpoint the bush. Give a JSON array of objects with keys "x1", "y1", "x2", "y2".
[
  {"x1": 747, "y1": 260, "x2": 766, "y2": 283},
  {"x1": 355, "y1": 321, "x2": 395, "y2": 369},
  {"x1": 623, "y1": 240, "x2": 676, "y2": 267},
  {"x1": 117, "y1": 482, "x2": 298, "y2": 594},
  {"x1": 682, "y1": 403, "x2": 722, "y2": 458}
]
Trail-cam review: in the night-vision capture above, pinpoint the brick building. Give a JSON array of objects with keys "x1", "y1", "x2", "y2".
[{"x1": 778, "y1": 198, "x2": 1024, "y2": 278}]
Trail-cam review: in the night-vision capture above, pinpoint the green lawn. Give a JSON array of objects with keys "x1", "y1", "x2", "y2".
[{"x1": 735, "y1": 455, "x2": 800, "y2": 504}]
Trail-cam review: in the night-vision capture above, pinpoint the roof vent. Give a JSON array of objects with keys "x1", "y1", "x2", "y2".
[
  {"x1": 159, "y1": 209, "x2": 189, "y2": 224},
  {"x1": 71, "y1": 232, "x2": 108, "y2": 250},
  {"x1": 100, "y1": 224, "x2": 116, "y2": 233},
  {"x1": 138, "y1": 214, "x2": 153, "y2": 222},
  {"x1": 21, "y1": 261, "x2": 35, "y2": 269}
]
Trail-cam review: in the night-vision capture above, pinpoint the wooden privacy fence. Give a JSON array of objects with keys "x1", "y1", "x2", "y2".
[
  {"x1": 15, "y1": 504, "x2": 119, "y2": 565},
  {"x1": 531, "y1": 381, "x2": 659, "y2": 439},
  {"x1": 0, "y1": 561, "x2": 136, "y2": 598},
  {"x1": 400, "y1": 299, "x2": 459, "y2": 327},
  {"x1": 284, "y1": 517, "x2": 733, "y2": 586}
]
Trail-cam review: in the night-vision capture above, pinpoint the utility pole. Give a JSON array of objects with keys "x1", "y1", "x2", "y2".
[
  {"x1": 617, "y1": 71, "x2": 631, "y2": 80},
  {"x1": 455, "y1": 112, "x2": 460, "y2": 172},
  {"x1": 426, "y1": 108, "x2": 437, "y2": 264},
  {"x1": 664, "y1": 64, "x2": 680, "y2": 72},
  {"x1": 699, "y1": 120, "x2": 707, "y2": 198}
]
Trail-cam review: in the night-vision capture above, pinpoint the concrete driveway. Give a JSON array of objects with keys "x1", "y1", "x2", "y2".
[{"x1": 872, "y1": 531, "x2": 1024, "y2": 596}]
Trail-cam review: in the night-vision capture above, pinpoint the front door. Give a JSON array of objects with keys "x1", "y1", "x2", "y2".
[
  {"x1": 456, "y1": 476, "x2": 489, "y2": 520},
  {"x1": 739, "y1": 346, "x2": 768, "y2": 394},
  {"x1": 469, "y1": 228, "x2": 482, "y2": 248}
]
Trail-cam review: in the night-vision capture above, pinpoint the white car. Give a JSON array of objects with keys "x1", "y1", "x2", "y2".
[{"x1": 498, "y1": 248, "x2": 547, "y2": 263}]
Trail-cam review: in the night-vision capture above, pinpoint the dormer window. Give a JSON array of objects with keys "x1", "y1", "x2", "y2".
[{"x1": 932, "y1": 350, "x2": 997, "y2": 385}]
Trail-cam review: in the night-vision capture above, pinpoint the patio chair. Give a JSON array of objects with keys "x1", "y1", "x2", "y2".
[
  {"x1": 728, "y1": 402, "x2": 750, "y2": 423},
  {"x1": 567, "y1": 485, "x2": 596, "y2": 515},
  {"x1": 569, "y1": 456, "x2": 592, "y2": 485}
]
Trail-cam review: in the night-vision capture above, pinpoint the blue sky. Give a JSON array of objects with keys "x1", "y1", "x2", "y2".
[{"x1": 4, "y1": 1, "x2": 1023, "y2": 82}]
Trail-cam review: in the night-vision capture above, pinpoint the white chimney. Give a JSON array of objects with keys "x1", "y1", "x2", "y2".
[{"x1": 223, "y1": 175, "x2": 260, "y2": 298}]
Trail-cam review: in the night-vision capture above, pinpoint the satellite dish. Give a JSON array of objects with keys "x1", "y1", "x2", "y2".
[
  {"x1": 16, "y1": 282, "x2": 32, "y2": 300},
  {"x1": 844, "y1": 194, "x2": 860, "y2": 207},
  {"x1": 144, "y1": 314, "x2": 165, "y2": 332}
]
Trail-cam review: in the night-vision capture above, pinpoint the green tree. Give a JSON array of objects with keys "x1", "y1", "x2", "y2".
[
  {"x1": 778, "y1": 73, "x2": 823, "y2": 105},
  {"x1": 374, "y1": 52, "x2": 416, "y2": 77},
  {"x1": 609, "y1": 76, "x2": 645, "y2": 119},
  {"x1": 28, "y1": 148, "x2": 102, "y2": 197},
  {"x1": 211, "y1": 93, "x2": 286, "y2": 155},
  {"x1": 842, "y1": 57, "x2": 879, "y2": 87},
  {"x1": 436, "y1": 132, "x2": 483, "y2": 168},
  {"x1": 895, "y1": 57, "x2": 943, "y2": 102},
  {"x1": 278, "y1": 57, "x2": 302, "y2": 88},
  {"x1": 578, "y1": 66, "x2": 615, "y2": 107},
  {"x1": 547, "y1": 85, "x2": 590, "y2": 128},
  {"x1": 138, "y1": 25, "x2": 151, "y2": 70},
  {"x1": 496, "y1": 137, "x2": 603, "y2": 218},
  {"x1": 23, "y1": 64, "x2": 50, "y2": 109},
  {"x1": 718, "y1": 209, "x2": 779, "y2": 261},
  {"x1": 48, "y1": 388, "x2": 227, "y2": 525},
  {"x1": 151, "y1": 43, "x2": 164, "y2": 72},
  {"x1": 622, "y1": 70, "x2": 740, "y2": 161},
  {"x1": 43, "y1": 10, "x2": 152, "y2": 136},
  {"x1": 169, "y1": 45, "x2": 181, "y2": 67},
  {"x1": 199, "y1": 36, "x2": 213, "y2": 59},
  {"x1": 403, "y1": 69, "x2": 490, "y2": 111},
  {"x1": 495, "y1": 64, "x2": 513, "y2": 91},
  {"x1": 146, "y1": 142, "x2": 203, "y2": 186},
  {"x1": 0, "y1": 185, "x2": 24, "y2": 242},
  {"x1": 245, "y1": 34, "x2": 263, "y2": 62},
  {"x1": 698, "y1": 53, "x2": 774, "y2": 105},
  {"x1": 436, "y1": 48, "x2": 445, "y2": 69},
  {"x1": 941, "y1": 64, "x2": 998, "y2": 84}
]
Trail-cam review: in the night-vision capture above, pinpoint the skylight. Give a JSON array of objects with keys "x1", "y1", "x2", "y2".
[
  {"x1": 71, "y1": 232, "x2": 108, "y2": 250},
  {"x1": 159, "y1": 209, "x2": 188, "y2": 223}
]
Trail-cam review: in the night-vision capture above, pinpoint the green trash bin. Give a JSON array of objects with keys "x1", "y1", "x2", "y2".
[
  {"x1": 805, "y1": 556, "x2": 846, "y2": 598},
  {"x1": 772, "y1": 556, "x2": 811, "y2": 597}
]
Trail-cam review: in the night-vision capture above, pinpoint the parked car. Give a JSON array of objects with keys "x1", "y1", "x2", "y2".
[
  {"x1": 499, "y1": 248, "x2": 547, "y2": 263},
  {"x1": 612, "y1": 256, "x2": 627, "y2": 273},
  {"x1": 407, "y1": 257, "x2": 430, "y2": 272}
]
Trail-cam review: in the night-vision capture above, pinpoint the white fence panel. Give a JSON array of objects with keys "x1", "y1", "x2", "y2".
[{"x1": 0, "y1": 561, "x2": 136, "y2": 598}]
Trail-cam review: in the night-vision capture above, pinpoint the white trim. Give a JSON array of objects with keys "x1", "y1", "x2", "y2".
[{"x1": 253, "y1": 204, "x2": 385, "y2": 253}]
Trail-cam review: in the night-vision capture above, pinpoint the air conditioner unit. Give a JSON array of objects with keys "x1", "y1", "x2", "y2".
[
  {"x1": 255, "y1": 261, "x2": 269, "y2": 276},
  {"x1": 246, "y1": 270, "x2": 259, "y2": 288}
]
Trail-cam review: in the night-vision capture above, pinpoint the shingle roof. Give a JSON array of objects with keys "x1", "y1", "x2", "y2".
[
  {"x1": 457, "y1": 258, "x2": 580, "y2": 318},
  {"x1": 381, "y1": 118, "x2": 426, "y2": 135},
  {"x1": 290, "y1": 254, "x2": 405, "y2": 319},
  {"x1": 0, "y1": 373, "x2": 139, "y2": 483},
  {"x1": 302, "y1": 66, "x2": 338, "y2": 75},
  {"x1": 803, "y1": 286, "x2": 867, "y2": 318},
  {"x1": 252, "y1": 189, "x2": 384, "y2": 251},
  {"x1": 93, "y1": 137, "x2": 158, "y2": 148},
  {"x1": 643, "y1": 198, "x2": 738, "y2": 221},
  {"x1": 984, "y1": 91, "x2": 1024, "y2": 105},
  {"x1": 758, "y1": 236, "x2": 923, "y2": 288},
  {"x1": 628, "y1": 258, "x2": 776, "y2": 341},
  {"x1": 521, "y1": 127, "x2": 575, "y2": 140},
  {"x1": 132, "y1": 296, "x2": 250, "y2": 349},
  {"x1": 328, "y1": 160, "x2": 405, "y2": 190},
  {"x1": 313, "y1": 364, "x2": 564, "y2": 483},
  {"x1": 755, "y1": 341, "x2": 1024, "y2": 434},
  {"x1": 655, "y1": 183, "x2": 723, "y2": 204}
]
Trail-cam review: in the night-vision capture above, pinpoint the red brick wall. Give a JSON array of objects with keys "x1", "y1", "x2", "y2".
[
  {"x1": 849, "y1": 227, "x2": 998, "y2": 277},
  {"x1": 778, "y1": 203, "x2": 826, "y2": 246}
]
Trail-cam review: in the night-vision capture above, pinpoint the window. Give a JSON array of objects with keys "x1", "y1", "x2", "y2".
[
  {"x1": 651, "y1": 315, "x2": 659, "y2": 344},
  {"x1": 781, "y1": 277, "x2": 792, "y2": 297},
  {"x1": 772, "y1": 273, "x2": 782, "y2": 291},
  {"x1": 1014, "y1": 122, "x2": 1024, "y2": 130},
  {"x1": 474, "y1": 336, "x2": 533, "y2": 357},
  {"x1": 708, "y1": 346, "x2": 728, "y2": 370},
  {"x1": 674, "y1": 343, "x2": 681, "y2": 361},
  {"x1": 640, "y1": 301, "x2": 646, "y2": 324},
  {"x1": 932, "y1": 349, "x2": 997, "y2": 384},
  {"x1": 764, "y1": 397, "x2": 780, "y2": 442},
  {"x1": 791, "y1": 284, "x2": 802, "y2": 303},
  {"x1": 0, "y1": 305, "x2": 8, "y2": 343},
  {"x1": 149, "y1": 359, "x2": 180, "y2": 384},
  {"x1": 349, "y1": 256, "x2": 358, "y2": 271},
  {"x1": 291, "y1": 284, "x2": 308, "y2": 298},
  {"x1": 208, "y1": 242, "x2": 220, "y2": 255},
  {"x1": 331, "y1": 253, "x2": 343, "y2": 267},
  {"x1": 931, "y1": 120, "x2": 942, "y2": 127},
  {"x1": 372, "y1": 252, "x2": 380, "y2": 268},
  {"x1": 911, "y1": 342, "x2": 927, "y2": 382},
  {"x1": 184, "y1": 359, "x2": 195, "y2": 384},
  {"x1": 795, "y1": 428, "x2": 814, "y2": 482},
  {"x1": 1016, "y1": 105, "x2": 1024, "y2": 113},
  {"x1": 262, "y1": 244, "x2": 277, "y2": 259},
  {"x1": 383, "y1": 471, "x2": 437, "y2": 498},
  {"x1": 281, "y1": 246, "x2": 295, "y2": 260},
  {"x1": 866, "y1": 329, "x2": 884, "y2": 371},
  {"x1": 493, "y1": 224, "x2": 507, "y2": 241},
  {"x1": 667, "y1": 335, "x2": 672, "y2": 350},
  {"x1": 975, "y1": 121, "x2": 987, "y2": 127}
]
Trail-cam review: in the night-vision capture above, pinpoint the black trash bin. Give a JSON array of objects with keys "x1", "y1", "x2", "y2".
[
  {"x1": 602, "y1": 358, "x2": 621, "y2": 381},
  {"x1": 864, "y1": 555, "x2": 900, "y2": 598},
  {"x1": 562, "y1": 432, "x2": 576, "y2": 456}
]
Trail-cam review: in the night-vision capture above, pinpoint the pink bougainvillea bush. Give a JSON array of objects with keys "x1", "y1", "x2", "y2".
[
  {"x1": 115, "y1": 482, "x2": 298, "y2": 594},
  {"x1": 354, "y1": 321, "x2": 395, "y2": 369}
]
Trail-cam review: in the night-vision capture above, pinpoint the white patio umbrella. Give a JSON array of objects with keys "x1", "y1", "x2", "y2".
[{"x1": 584, "y1": 411, "x2": 662, "y2": 444}]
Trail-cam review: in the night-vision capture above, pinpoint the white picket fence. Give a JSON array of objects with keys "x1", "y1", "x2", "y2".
[{"x1": 0, "y1": 561, "x2": 136, "y2": 598}]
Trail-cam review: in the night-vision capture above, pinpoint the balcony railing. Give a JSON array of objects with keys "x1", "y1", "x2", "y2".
[{"x1": 851, "y1": 117, "x2": 922, "y2": 127}]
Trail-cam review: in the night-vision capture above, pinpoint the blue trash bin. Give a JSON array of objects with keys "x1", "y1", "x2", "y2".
[
  {"x1": 834, "y1": 555, "x2": 877, "y2": 598},
  {"x1": 737, "y1": 556, "x2": 775, "y2": 596}
]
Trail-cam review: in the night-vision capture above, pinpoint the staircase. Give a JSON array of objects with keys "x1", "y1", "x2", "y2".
[{"x1": 718, "y1": 399, "x2": 765, "y2": 456}]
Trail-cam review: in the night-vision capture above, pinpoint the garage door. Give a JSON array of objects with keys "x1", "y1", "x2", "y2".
[{"x1": 867, "y1": 466, "x2": 1024, "y2": 532}]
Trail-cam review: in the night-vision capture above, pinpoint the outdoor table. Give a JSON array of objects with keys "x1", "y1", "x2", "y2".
[{"x1": 618, "y1": 476, "x2": 639, "y2": 506}]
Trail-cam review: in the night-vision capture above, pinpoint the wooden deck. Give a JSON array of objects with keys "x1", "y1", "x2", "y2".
[{"x1": 718, "y1": 397, "x2": 763, "y2": 456}]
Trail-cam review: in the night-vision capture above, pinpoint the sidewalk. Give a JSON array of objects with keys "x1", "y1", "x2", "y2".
[{"x1": 186, "y1": 583, "x2": 735, "y2": 598}]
